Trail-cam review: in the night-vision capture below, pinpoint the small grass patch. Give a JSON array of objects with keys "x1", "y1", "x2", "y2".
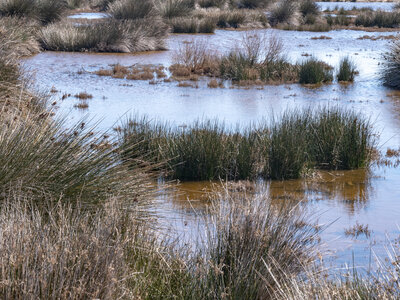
[
  {"x1": 299, "y1": 58, "x2": 333, "y2": 84},
  {"x1": 74, "y1": 91, "x2": 93, "y2": 99},
  {"x1": 337, "y1": 56, "x2": 357, "y2": 82},
  {"x1": 345, "y1": 222, "x2": 372, "y2": 239}
]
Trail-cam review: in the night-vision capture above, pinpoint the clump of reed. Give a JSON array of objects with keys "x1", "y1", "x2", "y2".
[
  {"x1": 267, "y1": 110, "x2": 311, "y2": 179},
  {"x1": 215, "y1": 9, "x2": 247, "y2": 28},
  {"x1": 299, "y1": 58, "x2": 333, "y2": 84},
  {"x1": 355, "y1": 10, "x2": 400, "y2": 28},
  {"x1": 0, "y1": 0, "x2": 67, "y2": 24},
  {"x1": 344, "y1": 222, "x2": 371, "y2": 238},
  {"x1": 233, "y1": 0, "x2": 272, "y2": 9},
  {"x1": 0, "y1": 183, "x2": 325, "y2": 299},
  {"x1": 0, "y1": 194, "x2": 195, "y2": 299},
  {"x1": 0, "y1": 17, "x2": 40, "y2": 57},
  {"x1": 158, "y1": 0, "x2": 195, "y2": 18},
  {"x1": 299, "y1": 0, "x2": 319, "y2": 18},
  {"x1": 337, "y1": 56, "x2": 357, "y2": 82},
  {"x1": 269, "y1": 0, "x2": 296, "y2": 26},
  {"x1": 121, "y1": 107, "x2": 375, "y2": 181},
  {"x1": 219, "y1": 33, "x2": 299, "y2": 83},
  {"x1": 198, "y1": 0, "x2": 225, "y2": 8},
  {"x1": 268, "y1": 244, "x2": 400, "y2": 299},
  {"x1": 190, "y1": 190, "x2": 320, "y2": 298},
  {"x1": 382, "y1": 37, "x2": 400, "y2": 89},
  {"x1": 0, "y1": 111, "x2": 159, "y2": 203},
  {"x1": 169, "y1": 17, "x2": 216, "y2": 33},
  {"x1": 308, "y1": 107, "x2": 374, "y2": 170},
  {"x1": 299, "y1": 0, "x2": 320, "y2": 25},
  {"x1": 171, "y1": 39, "x2": 220, "y2": 76},
  {"x1": 107, "y1": 0, "x2": 156, "y2": 20},
  {"x1": 39, "y1": 18, "x2": 168, "y2": 52}
]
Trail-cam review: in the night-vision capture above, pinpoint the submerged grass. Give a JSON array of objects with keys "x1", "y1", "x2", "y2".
[{"x1": 121, "y1": 107, "x2": 375, "y2": 181}]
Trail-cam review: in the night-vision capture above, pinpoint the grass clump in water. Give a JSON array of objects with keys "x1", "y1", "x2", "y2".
[
  {"x1": 219, "y1": 33, "x2": 299, "y2": 83},
  {"x1": 309, "y1": 107, "x2": 374, "y2": 170},
  {"x1": 0, "y1": 0, "x2": 67, "y2": 24},
  {"x1": 269, "y1": 0, "x2": 296, "y2": 26},
  {"x1": 190, "y1": 191, "x2": 320, "y2": 298},
  {"x1": 121, "y1": 107, "x2": 375, "y2": 181},
  {"x1": 382, "y1": 37, "x2": 400, "y2": 89},
  {"x1": 299, "y1": 0, "x2": 319, "y2": 18},
  {"x1": 107, "y1": 0, "x2": 156, "y2": 20},
  {"x1": 158, "y1": 0, "x2": 195, "y2": 19},
  {"x1": 169, "y1": 17, "x2": 216, "y2": 33},
  {"x1": 337, "y1": 56, "x2": 357, "y2": 82},
  {"x1": 355, "y1": 10, "x2": 400, "y2": 28},
  {"x1": 39, "y1": 19, "x2": 168, "y2": 52},
  {"x1": 299, "y1": 58, "x2": 333, "y2": 84}
]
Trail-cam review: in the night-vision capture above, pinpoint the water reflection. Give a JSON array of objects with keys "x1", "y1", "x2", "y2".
[{"x1": 168, "y1": 168, "x2": 372, "y2": 215}]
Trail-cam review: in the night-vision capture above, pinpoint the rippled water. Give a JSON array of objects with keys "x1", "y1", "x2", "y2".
[
  {"x1": 316, "y1": 1, "x2": 395, "y2": 12},
  {"x1": 24, "y1": 28, "x2": 400, "y2": 268},
  {"x1": 67, "y1": 12, "x2": 109, "y2": 19}
]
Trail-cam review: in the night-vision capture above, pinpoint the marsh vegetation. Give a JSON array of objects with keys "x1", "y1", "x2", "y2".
[{"x1": 2, "y1": 0, "x2": 400, "y2": 299}]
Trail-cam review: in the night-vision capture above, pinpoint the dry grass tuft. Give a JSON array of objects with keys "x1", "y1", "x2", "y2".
[{"x1": 74, "y1": 91, "x2": 93, "y2": 99}]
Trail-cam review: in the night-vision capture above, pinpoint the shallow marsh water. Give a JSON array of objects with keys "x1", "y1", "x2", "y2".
[
  {"x1": 24, "y1": 28, "x2": 400, "y2": 268},
  {"x1": 316, "y1": 1, "x2": 395, "y2": 12}
]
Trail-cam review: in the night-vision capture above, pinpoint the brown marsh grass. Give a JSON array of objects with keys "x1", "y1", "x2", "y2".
[{"x1": 74, "y1": 91, "x2": 93, "y2": 99}]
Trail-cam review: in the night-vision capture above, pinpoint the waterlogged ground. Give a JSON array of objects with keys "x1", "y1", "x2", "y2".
[{"x1": 24, "y1": 27, "x2": 400, "y2": 268}]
